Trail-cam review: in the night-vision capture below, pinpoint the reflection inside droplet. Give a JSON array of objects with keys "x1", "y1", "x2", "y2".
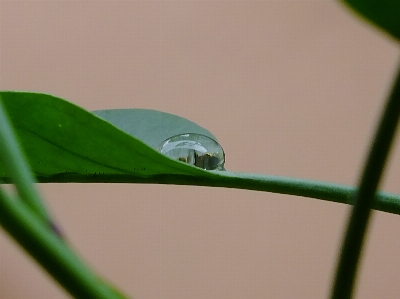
[{"x1": 157, "y1": 133, "x2": 225, "y2": 170}]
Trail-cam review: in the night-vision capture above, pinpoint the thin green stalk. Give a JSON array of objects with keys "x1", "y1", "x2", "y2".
[
  {"x1": 0, "y1": 186, "x2": 127, "y2": 299},
  {"x1": 331, "y1": 62, "x2": 400, "y2": 299},
  {"x1": 0, "y1": 99, "x2": 54, "y2": 229},
  {"x1": 8, "y1": 172, "x2": 400, "y2": 215}
]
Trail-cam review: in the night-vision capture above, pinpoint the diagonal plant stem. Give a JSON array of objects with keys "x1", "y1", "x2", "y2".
[
  {"x1": 0, "y1": 96, "x2": 127, "y2": 298},
  {"x1": 0, "y1": 187, "x2": 127, "y2": 299},
  {"x1": 331, "y1": 61, "x2": 400, "y2": 299},
  {"x1": 0, "y1": 99, "x2": 56, "y2": 231},
  {"x1": 1, "y1": 94, "x2": 116, "y2": 294}
]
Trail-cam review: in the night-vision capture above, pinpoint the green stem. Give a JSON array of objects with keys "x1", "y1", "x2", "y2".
[
  {"x1": 6, "y1": 172, "x2": 399, "y2": 215},
  {"x1": 0, "y1": 186, "x2": 127, "y2": 299},
  {"x1": 331, "y1": 62, "x2": 400, "y2": 299},
  {"x1": 0, "y1": 99, "x2": 54, "y2": 229}
]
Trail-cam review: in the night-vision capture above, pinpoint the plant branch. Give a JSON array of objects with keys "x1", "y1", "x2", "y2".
[
  {"x1": 0, "y1": 99, "x2": 54, "y2": 229},
  {"x1": 0, "y1": 186, "x2": 127, "y2": 299},
  {"x1": 331, "y1": 61, "x2": 400, "y2": 299},
  {"x1": 2, "y1": 171, "x2": 398, "y2": 215}
]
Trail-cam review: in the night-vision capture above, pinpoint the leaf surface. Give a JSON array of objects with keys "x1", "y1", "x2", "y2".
[
  {"x1": 0, "y1": 91, "x2": 210, "y2": 178},
  {"x1": 92, "y1": 109, "x2": 217, "y2": 150},
  {"x1": 1, "y1": 91, "x2": 399, "y2": 216}
]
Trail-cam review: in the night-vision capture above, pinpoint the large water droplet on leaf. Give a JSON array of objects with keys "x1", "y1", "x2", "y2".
[{"x1": 158, "y1": 133, "x2": 225, "y2": 170}]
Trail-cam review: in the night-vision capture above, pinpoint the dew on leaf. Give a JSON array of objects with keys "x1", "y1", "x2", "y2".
[{"x1": 157, "y1": 133, "x2": 225, "y2": 170}]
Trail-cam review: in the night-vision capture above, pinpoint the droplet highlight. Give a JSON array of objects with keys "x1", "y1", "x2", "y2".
[{"x1": 157, "y1": 133, "x2": 225, "y2": 170}]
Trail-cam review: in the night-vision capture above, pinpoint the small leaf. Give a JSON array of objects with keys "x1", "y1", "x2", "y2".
[
  {"x1": 341, "y1": 0, "x2": 400, "y2": 40},
  {"x1": 92, "y1": 108, "x2": 217, "y2": 150}
]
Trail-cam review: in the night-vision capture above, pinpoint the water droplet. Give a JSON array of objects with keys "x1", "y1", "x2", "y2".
[{"x1": 157, "y1": 133, "x2": 225, "y2": 170}]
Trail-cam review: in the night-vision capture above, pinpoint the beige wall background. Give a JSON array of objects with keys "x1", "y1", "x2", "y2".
[{"x1": 1, "y1": 1, "x2": 400, "y2": 298}]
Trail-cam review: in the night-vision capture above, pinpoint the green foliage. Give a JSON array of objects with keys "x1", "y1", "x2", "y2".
[
  {"x1": 0, "y1": 188, "x2": 127, "y2": 299},
  {"x1": 1, "y1": 91, "x2": 399, "y2": 215},
  {"x1": 0, "y1": 91, "x2": 211, "y2": 178},
  {"x1": 331, "y1": 1, "x2": 400, "y2": 298},
  {"x1": 331, "y1": 63, "x2": 400, "y2": 299},
  {"x1": 0, "y1": 96, "x2": 128, "y2": 298},
  {"x1": 92, "y1": 108, "x2": 218, "y2": 149},
  {"x1": 0, "y1": 1, "x2": 399, "y2": 298},
  {"x1": 342, "y1": 0, "x2": 400, "y2": 41},
  {"x1": 0, "y1": 97, "x2": 51, "y2": 227}
]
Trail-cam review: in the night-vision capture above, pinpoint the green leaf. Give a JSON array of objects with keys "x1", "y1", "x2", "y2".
[
  {"x1": 1, "y1": 91, "x2": 400, "y2": 216},
  {"x1": 341, "y1": 0, "x2": 400, "y2": 40},
  {"x1": 92, "y1": 109, "x2": 217, "y2": 150},
  {"x1": 0, "y1": 91, "x2": 210, "y2": 178},
  {"x1": 0, "y1": 97, "x2": 53, "y2": 228}
]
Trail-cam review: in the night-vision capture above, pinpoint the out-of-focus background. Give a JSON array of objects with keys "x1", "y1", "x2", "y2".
[{"x1": 1, "y1": 1, "x2": 399, "y2": 298}]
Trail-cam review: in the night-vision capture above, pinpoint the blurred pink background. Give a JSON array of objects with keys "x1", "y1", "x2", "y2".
[{"x1": 1, "y1": 1, "x2": 400, "y2": 298}]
